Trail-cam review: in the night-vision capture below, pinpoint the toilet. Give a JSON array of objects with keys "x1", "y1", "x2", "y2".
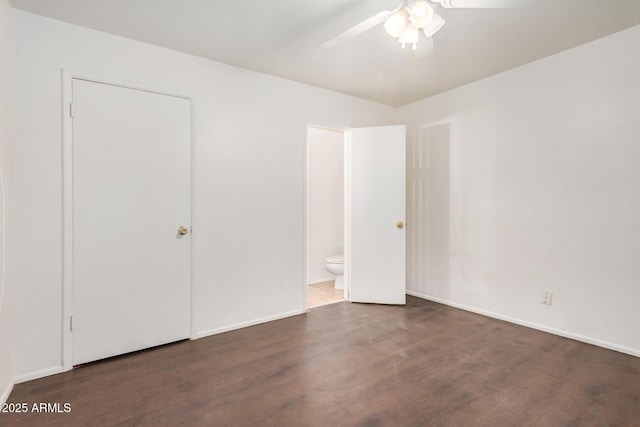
[{"x1": 324, "y1": 255, "x2": 344, "y2": 290}]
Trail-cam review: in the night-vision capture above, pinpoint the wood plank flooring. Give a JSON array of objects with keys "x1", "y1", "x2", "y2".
[{"x1": 2, "y1": 296, "x2": 639, "y2": 426}]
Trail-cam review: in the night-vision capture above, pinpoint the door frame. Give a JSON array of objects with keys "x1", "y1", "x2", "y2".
[
  {"x1": 303, "y1": 122, "x2": 350, "y2": 309},
  {"x1": 61, "y1": 69, "x2": 196, "y2": 371}
]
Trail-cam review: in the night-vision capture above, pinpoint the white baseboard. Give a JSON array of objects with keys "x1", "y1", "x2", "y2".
[
  {"x1": 193, "y1": 309, "x2": 306, "y2": 340},
  {"x1": 407, "y1": 290, "x2": 640, "y2": 358},
  {"x1": 13, "y1": 365, "x2": 64, "y2": 384},
  {"x1": 0, "y1": 379, "x2": 13, "y2": 406},
  {"x1": 14, "y1": 310, "x2": 307, "y2": 383}
]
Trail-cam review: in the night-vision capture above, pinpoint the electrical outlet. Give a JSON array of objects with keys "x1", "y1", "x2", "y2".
[{"x1": 541, "y1": 291, "x2": 553, "y2": 305}]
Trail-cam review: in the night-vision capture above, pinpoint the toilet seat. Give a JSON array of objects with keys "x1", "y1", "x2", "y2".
[{"x1": 325, "y1": 255, "x2": 343, "y2": 264}]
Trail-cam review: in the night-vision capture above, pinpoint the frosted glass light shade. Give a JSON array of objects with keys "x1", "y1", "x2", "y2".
[
  {"x1": 422, "y1": 13, "x2": 445, "y2": 38},
  {"x1": 399, "y1": 23, "x2": 419, "y2": 44},
  {"x1": 410, "y1": 1, "x2": 434, "y2": 29},
  {"x1": 384, "y1": 8, "x2": 409, "y2": 37}
]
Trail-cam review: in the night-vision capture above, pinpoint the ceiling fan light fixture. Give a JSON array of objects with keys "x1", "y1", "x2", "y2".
[
  {"x1": 410, "y1": 1, "x2": 434, "y2": 29},
  {"x1": 422, "y1": 13, "x2": 445, "y2": 38},
  {"x1": 384, "y1": 7, "x2": 409, "y2": 37},
  {"x1": 399, "y1": 22, "x2": 419, "y2": 48}
]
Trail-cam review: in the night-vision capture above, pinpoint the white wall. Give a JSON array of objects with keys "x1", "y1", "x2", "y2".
[
  {"x1": 0, "y1": 0, "x2": 14, "y2": 403},
  {"x1": 398, "y1": 25, "x2": 640, "y2": 356},
  {"x1": 307, "y1": 127, "x2": 344, "y2": 285},
  {"x1": 12, "y1": 10, "x2": 396, "y2": 380},
  {"x1": 407, "y1": 124, "x2": 450, "y2": 301}
]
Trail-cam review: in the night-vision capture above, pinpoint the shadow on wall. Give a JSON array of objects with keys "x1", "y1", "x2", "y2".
[{"x1": 407, "y1": 123, "x2": 450, "y2": 299}]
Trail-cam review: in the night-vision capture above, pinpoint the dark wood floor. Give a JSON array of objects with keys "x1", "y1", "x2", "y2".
[{"x1": 2, "y1": 296, "x2": 639, "y2": 426}]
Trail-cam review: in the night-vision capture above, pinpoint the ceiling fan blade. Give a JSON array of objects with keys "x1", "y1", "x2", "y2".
[
  {"x1": 437, "y1": 0, "x2": 534, "y2": 8},
  {"x1": 320, "y1": 11, "x2": 391, "y2": 50}
]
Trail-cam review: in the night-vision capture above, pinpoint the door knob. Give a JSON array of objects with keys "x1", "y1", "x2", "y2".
[
  {"x1": 396, "y1": 221, "x2": 404, "y2": 229},
  {"x1": 178, "y1": 226, "x2": 189, "y2": 235}
]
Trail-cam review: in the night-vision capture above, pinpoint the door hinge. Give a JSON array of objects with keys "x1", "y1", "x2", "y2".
[{"x1": 70, "y1": 315, "x2": 74, "y2": 332}]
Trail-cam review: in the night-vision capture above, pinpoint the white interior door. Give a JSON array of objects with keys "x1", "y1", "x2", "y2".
[
  {"x1": 347, "y1": 125, "x2": 406, "y2": 304},
  {"x1": 72, "y1": 79, "x2": 191, "y2": 365}
]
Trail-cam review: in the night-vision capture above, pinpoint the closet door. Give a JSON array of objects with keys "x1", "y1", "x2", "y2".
[{"x1": 71, "y1": 79, "x2": 192, "y2": 365}]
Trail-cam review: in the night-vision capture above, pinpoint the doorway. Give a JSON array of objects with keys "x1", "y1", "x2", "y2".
[
  {"x1": 306, "y1": 125, "x2": 346, "y2": 308},
  {"x1": 305, "y1": 123, "x2": 407, "y2": 309}
]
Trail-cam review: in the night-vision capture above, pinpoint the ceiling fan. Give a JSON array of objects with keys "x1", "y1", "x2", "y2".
[{"x1": 320, "y1": 0, "x2": 532, "y2": 51}]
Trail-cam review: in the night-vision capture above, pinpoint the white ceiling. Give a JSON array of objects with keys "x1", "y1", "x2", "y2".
[{"x1": 10, "y1": 0, "x2": 640, "y2": 106}]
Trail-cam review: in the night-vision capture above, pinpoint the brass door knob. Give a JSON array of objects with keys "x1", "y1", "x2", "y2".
[
  {"x1": 178, "y1": 226, "x2": 189, "y2": 235},
  {"x1": 396, "y1": 221, "x2": 404, "y2": 229}
]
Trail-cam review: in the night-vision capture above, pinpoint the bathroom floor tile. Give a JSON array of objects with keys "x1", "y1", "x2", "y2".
[{"x1": 307, "y1": 281, "x2": 345, "y2": 308}]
